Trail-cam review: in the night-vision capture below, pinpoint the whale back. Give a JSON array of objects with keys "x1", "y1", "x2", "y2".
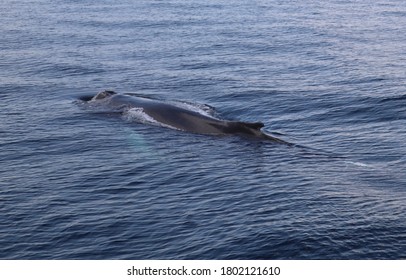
[
  {"x1": 107, "y1": 93, "x2": 267, "y2": 136},
  {"x1": 83, "y1": 91, "x2": 288, "y2": 142}
]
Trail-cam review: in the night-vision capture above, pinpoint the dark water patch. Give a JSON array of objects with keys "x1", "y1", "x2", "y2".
[
  {"x1": 379, "y1": 94, "x2": 406, "y2": 103},
  {"x1": 332, "y1": 76, "x2": 387, "y2": 86},
  {"x1": 18, "y1": 62, "x2": 106, "y2": 78}
]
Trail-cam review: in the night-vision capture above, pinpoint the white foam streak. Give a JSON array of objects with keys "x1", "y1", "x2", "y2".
[
  {"x1": 167, "y1": 100, "x2": 216, "y2": 118},
  {"x1": 123, "y1": 108, "x2": 178, "y2": 130}
]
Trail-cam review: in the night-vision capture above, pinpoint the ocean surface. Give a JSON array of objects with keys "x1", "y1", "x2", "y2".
[{"x1": 1, "y1": 0, "x2": 405, "y2": 259}]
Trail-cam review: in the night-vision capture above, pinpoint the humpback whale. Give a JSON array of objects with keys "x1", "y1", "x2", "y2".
[{"x1": 81, "y1": 90, "x2": 287, "y2": 143}]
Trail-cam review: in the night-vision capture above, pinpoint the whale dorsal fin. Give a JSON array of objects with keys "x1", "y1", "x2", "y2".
[
  {"x1": 222, "y1": 121, "x2": 265, "y2": 135},
  {"x1": 239, "y1": 121, "x2": 264, "y2": 130}
]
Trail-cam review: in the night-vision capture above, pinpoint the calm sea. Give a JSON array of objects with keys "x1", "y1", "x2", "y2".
[{"x1": 1, "y1": 0, "x2": 405, "y2": 259}]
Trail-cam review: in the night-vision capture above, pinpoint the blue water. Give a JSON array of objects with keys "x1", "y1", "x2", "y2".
[{"x1": 1, "y1": 0, "x2": 405, "y2": 259}]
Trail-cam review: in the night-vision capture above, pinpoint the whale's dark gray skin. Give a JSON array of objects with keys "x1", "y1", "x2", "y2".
[{"x1": 83, "y1": 90, "x2": 288, "y2": 143}]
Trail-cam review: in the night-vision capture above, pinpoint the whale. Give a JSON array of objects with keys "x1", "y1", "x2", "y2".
[{"x1": 81, "y1": 90, "x2": 288, "y2": 143}]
